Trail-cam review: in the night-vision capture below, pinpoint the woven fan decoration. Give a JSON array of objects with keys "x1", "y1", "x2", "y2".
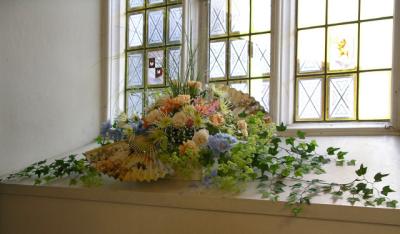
[{"x1": 84, "y1": 135, "x2": 169, "y2": 182}]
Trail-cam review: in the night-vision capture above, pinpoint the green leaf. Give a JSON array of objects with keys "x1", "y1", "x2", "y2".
[
  {"x1": 355, "y1": 183, "x2": 367, "y2": 193},
  {"x1": 336, "y1": 151, "x2": 347, "y2": 160},
  {"x1": 290, "y1": 183, "x2": 302, "y2": 189},
  {"x1": 276, "y1": 123, "x2": 287, "y2": 132},
  {"x1": 374, "y1": 173, "x2": 389, "y2": 182},
  {"x1": 294, "y1": 168, "x2": 303, "y2": 177},
  {"x1": 327, "y1": 147, "x2": 340, "y2": 156},
  {"x1": 381, "y1": 186, "x2": 395, "y2": 196},
  {"x1": 296, "y1": 131, "x2": 306, "y2": 139},
  {"x1": 346, "y1": 159, "x2": 356, "y2": 166},
  {"x1": 374, "y1": 197, "x2": 386, "y2": 205},
  {"x1": 347, "y1": 197, "x2": 360, "y2": 205},
  {"x1": 285, "y1": 137, "x2": 295, "y2": 146},
  {"x1": 386, "y1": 200, "x2": 398, "y2": 208},
  {"x1": 355, "y1": 164, "x2": 367, "y2": 176},
  {"x1": 336, "y1": 160, "x2": 344, "y2": 166}
]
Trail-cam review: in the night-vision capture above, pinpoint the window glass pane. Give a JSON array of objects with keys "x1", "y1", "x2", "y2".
[
  {"x1": 328, "y1": 75, "x2": 356, "y2": 119},
  {"x1": 148, "y1": 0, "x2": 164, "y2": 5},
  {"x1": 298, "y1": 0, "x2": 325, "y2": 28},
  {"x1": 167, "y1": 47, "x2": 181, "y2": 80},
  {"x1": 361, "y1": 0, "x2": 394, "y2": 20},
  {"x1": 209, "y1": 40, "x2": 226, "y2": 79},
  {"x1": 229, "y1": 80, "x2": 249, "y2": 94},
  {"x1": 251, "y1": 0, "x2": 271, "y2": 32},
  {"x1": 327, "y1": 24, "x2": 358, "y2": 72},
  {"x1": 130, "y1": 0, "x2": 144, "y2": 9},
  {"x1": 128, "y1": 51, "x2": 144, "y2": 88},
  {"x1": 168, "y1": 6, "x2": 182, "y2": 43},
  {"x1": 147, "y1": 50, "x2": 164, "y2": 86},
  {"x1": 147, "y1": 9, "x2": 164, "y2": 45},
  {"x1": 230, "y1": 37, "x2": 249, "y2": 78},
  {"x1": 297, "y1": 78, "x2": 323, "y2": 120},
  {"x1": 250, "y1": 79, "x2": 270, "y2": 112},
  {"x1": 359, "y1": 71, "x2": 391, "y2": 120},
  {"x1": 147, "y1": 89, "x2": 167, "y2": 107},
  {"x1": 128, "y1": 91, "x2": 144, "y2": 118},
  {"x1": 297, "y1": 28, "x2": 325, "y2": 74},
  {"x1": 210, "y1": 0, "x2": 227, "y2": 36},
  {"x1": 128, "y1": 13, "x2": 144, "y2": 48},
  {"x1": 328, "y1": 0, "x2": 358, "y2": 24},
  {"x1": 251, "y1": 34, "x2": 270, "y2": 77},
  {"x1": 230, "y1": 0, "x2": 250, "y2": 34},
  {"x1": 360, "y1": 19, "x2": 393, "y2": 70}
]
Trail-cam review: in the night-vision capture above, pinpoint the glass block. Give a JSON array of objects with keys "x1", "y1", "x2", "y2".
[
  {"x1": 147, "y1": 0, "x2": 164, "y2": 5},
  {"x1": 147, "y1": 9, "x2": 164, "y2": 45},
  {"x1": 167, "y1": 47, "x2": 181, "y2": 80},
  {"x1": 328, "y1": 75, "x2": 355, "y2": 119},
  {"x1": 298, "y1": 0, "x2": 325, "y2": 28},
  {"x1": 229, "y1": 80, "x2": 249, "y2": 94},
  {"x1": 252, "y1": 0, "x2": 271, "y2": 32},
  {"x1": 147, "y1": 89, "x2": 167, "y2": 107},
  {"x1": 359, "y1": 71, "x2": 391, "y2": 120},
  {"x1": 328, "y1": 0, "x2": 358, "y2": 24},
  {"x1": 147, "y1": 50, "x2": 164, "y2": 86},
  {"x1": 328, "y1": 24, "x2": 358, "y2": 72},
  {"x1": 128, "y1": 13, "x2": 144, "y2": 48},
  {"x1": 230, "y1": 0, "x2": 250, "y2": 34},
  {"x1": 168, "y1": 7, "x2": 182, "y2": 43},
  {"x1": 250, "y1": 79, "x2": 270, "y2": 112},
  {"x1": 297, "y1": 28, "x2": 325, "y2": 74},
  {"x1": 297, "y1": 78, "x2": 323, "y2": 120},
  {"x1": 361, "y1": 0, "x2": 394, "y2": 20},
  {"x1": 230, "y1": 37, "x2": 249, "y2": 78},
  {"x1": 128, "y1": 91, "x2": 144, "y2": 118},
  {"x1": 127, "y1": 51, "x2": 144, "y2": 88},
  {"x1": 251, "y1": 34, "x2": 270, "y2": 77},
  {"x1": 130, "y1": 0, "x2": 144, "y2": 8},
  {"x1": 360, "y1": 19, "x2": 393, "y2": 70},
  {"x1": 210, "y1": 0, "x2": 227, "y2": 36},
  {"x1": 209, "y1": 40, "x2": 226, "y2": 79}
]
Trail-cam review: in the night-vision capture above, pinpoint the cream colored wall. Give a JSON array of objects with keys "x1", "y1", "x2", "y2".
[{"x1": 0, "y1": 0, "x2": 108, "y2": 175}]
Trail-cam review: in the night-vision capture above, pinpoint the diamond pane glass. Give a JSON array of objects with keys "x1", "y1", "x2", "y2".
[
  {"x1": 210, "y1": 0, "x2": 227, "y2": 36},
  {"x1": 130, "y1": 0, "x2": 144, "y2": 8},
  {"x1": 230, "y1": 0, "x2": 250, "y2": 34},
  {"x1": 251, "y1": 34, "x2": 270, "y2": 77},
  {"x1": 361, "y1": 0, "x2": 394, "y2": 20},
  {"x1": 297, "y1": 78, "x2": 323, "y2": 120},
  {"x1": 328, "y1": 76, "x2": 355, "y2": 119},
  {"x1": 209, "y1": 41, "x2": 226, "y2": 79},
  {"x1": 251, "y1": 79, "x2": 270, "y2": 112},
  {"x1": 252, "y1": 0, "x2": 271, "y2": 32},
  {"x1": 147, "y1": 50, "x2": 164, "y2": 86},
  {"x1": 148, "y1": 0, "x2": 164, "y2": 5},
  {"x1": 359, "y1": 71, "x2": 392, "y2": 120},
  {"x1": 328, "y1": 0, "x2": 358, "y2": 24},
  {"x1": 298, "y1": 0, "x2": 325, "y2": 28},
  {"x1": 128, "y1": 91, "x2": 144, "y2": 117},
  {"x1": 328, "y1": 24, "x2": 358, "y2": 72},
  {"x1": 128, "y1": 13, "x2": 144, "y2": 48},
  {"x1": 230, "y1": 80, "x2": 249, "y2": 94},
  {"x1": 147, "y1": 89, "x2": 167, "y2": 107},
  {"x1": 128, "y1": 51, "x2": 144, "y2": 88},
  {"x1": 147, "y1": 9, "x2": 164, "y2": 45},
  {"x1": 230, "y1": 37, "x2": 249, "y2": 78},
  {"x1": 297, "y1": 28, "x2": 325, "y2": 74},
  {"x1": 167, "y1": 47, "x2": 181, "y2": 80},
  {"x1": 168, "y1": 7, "x2": 182, "y2": 43},
  {"x1": 360, "y1": 19, "x2": 393, "y2": 70}
]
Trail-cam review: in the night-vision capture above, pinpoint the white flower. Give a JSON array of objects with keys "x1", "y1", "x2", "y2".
[{"x1": 192, "y1": 129, "x2": 209, "y2": 146}]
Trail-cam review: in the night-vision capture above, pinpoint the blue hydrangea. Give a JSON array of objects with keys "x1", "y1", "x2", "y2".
[
  {"x1": 100, "y1": 121, "x2": 112, "y2": 137},
  {"x1": 207, "y1": 133, "x2": 238, "y2": 155},
  {"x1": 131, "y1": 120, "x2": 147, "y2": 134}
]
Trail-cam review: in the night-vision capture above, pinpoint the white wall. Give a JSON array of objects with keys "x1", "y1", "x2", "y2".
[{"x1": 0, "y1": 0, "x2": 107, "y2": 175}]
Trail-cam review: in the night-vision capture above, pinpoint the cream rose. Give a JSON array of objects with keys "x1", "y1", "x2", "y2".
[
  {"x1": 172, "y1": 111, "x2": 189, "y2": 128},
  {"x1": 192, "y1": 129, "x2": 209, "y2": 146}
]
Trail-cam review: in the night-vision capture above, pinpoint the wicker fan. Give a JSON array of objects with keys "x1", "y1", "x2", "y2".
[{"x1": 84, "y1": 135, "x2": 169, "y2": 182}]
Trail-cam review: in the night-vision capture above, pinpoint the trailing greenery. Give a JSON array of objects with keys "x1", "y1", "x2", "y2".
[{"x1": 3, "y1": 155, "x2": 102, "y2": 187}]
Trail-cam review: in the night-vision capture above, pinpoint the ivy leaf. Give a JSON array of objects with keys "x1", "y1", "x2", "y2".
[
  {"x1": 347, "y1": 197, "x2": 360, "y2": 205},
  {"x1": 327, "y1": 147, "x2": 340, "y2": 156},
  {"x1": 374, "y1": 173, "x2": 389, "y2": 182},
  {"x1": 296, "y1": 131, "x2": 306, "y2": 139},
  {"x1": 290, "y1": 183, "x2": 302, "y2": 189},
  {"x1": 386, "y1": 200, "x2": 398, "y2": 208},
  {"x1": 336, "y1": 160, "x2": 345, "y2": 166},
  {"x1": 355, "y1": 164, "x2": 367, "y2": 176},
  {"x1": 381, "y1": 186, "x2": 395, "y2": 196},
  {"x1": 276, "y1": 123, "x2": 287, "y2": 132},
  {"x1": 336, "y1": 151, "x2": 347, "y2": 160},
  {"x1": 285, "y1": 137, "x2": 295, "y2": 146},
  {"x1": 347, "y1": 159, "x2": 356, "y2": 166},
  {"x1": 374, "y1": 197, "x2": 386, "y2": 206}
]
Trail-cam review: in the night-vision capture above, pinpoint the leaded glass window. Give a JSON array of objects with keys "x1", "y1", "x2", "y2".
[
  {"x1": 295, "y1": 0, "x2": 394, "y2": 121},
  {"x1": 126, "y1": 0, "x2": 183, "y2": 117},
  {"x1": 208, "y1": 0, "x2": 272, "y2": 112}
]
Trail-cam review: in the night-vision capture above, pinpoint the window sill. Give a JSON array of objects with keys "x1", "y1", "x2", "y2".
[{"x1": 280, "y1": 122, "x2": 400, "y2": 137}]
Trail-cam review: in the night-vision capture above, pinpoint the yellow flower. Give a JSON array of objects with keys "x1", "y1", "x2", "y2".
[
  {"x1": 179, "y1": 140, "x2": 199, "y2": 156},
  {"x1": 209, "y1": 113, "x2": 225, "y2": 126},
  {"x1": 192, "y1": 129, "x2": 209, "y2": 146},
  {"x1": 172, "y1": 111, "x2": 189, "y2": 128}
]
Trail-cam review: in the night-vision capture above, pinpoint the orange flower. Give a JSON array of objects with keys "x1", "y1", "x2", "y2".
[
  {"x1": 179, "y1": 140, "x2": 199, "y2": 156},
  {"x1": 209, "y1": 113, "x2": 225, "y2": 126}
]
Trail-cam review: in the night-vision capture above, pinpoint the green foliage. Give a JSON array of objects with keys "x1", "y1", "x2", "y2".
[{"x1": 4, "y1": 155, "x2": 102, "y2": 187}]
